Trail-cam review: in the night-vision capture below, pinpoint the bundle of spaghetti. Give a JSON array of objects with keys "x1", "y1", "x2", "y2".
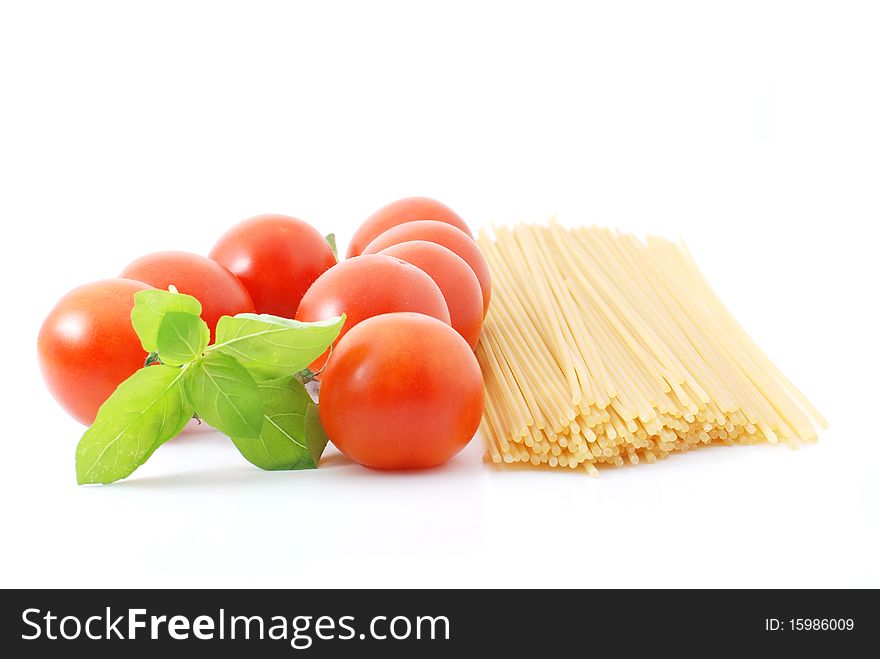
[{"x1": 476, "y1": 222, "x2": 826, "y2": 473}]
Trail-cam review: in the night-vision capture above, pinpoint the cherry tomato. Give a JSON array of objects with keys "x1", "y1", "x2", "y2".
[
  {"x1": 38, "y1": 279, "x2": 153, "y2": 425},
  {"x1": 362, "y1": 220, "x2": 492, "y2": 315},
  {"x1": 296, "y1": 254, "x2": 451, "y2": 370},
  {"x1": 347, "y1": 196, "x2": 472, "y2": 258},
  {"x1": 377, "y1": 240, "x2": 483, "y2": 349},
  {"x1": 319, "y1": 312, "x2": 484, "y2": 469},
  {"x1": 209, "y1": 214, "x2": 336, "y2": 318},
  {"x1": 120, "y1": 250, "x2": 254, "y2": 340}
]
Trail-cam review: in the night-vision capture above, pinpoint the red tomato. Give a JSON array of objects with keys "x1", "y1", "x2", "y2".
[
  {"x1": 347, "y1": 196, "x2": 472, "y2": 258},
  {"x1": 295, "y1": 254, "x2": 450, "y2": 370},
  {"x1": 38, "y1": 279, "x2": 153, "y2": 425},
  {"x1": 362, "y1": 220, "x2": 492, "y2": 316},
  {"x1": 209, "y1": 214, "x2": 336, "y2": 318},
  {"x1": 120, "y1": 250, "x2": 254, "y2": 340},
  {"x1": 377, "y1": 240, "x2": 483, "y2": 349},
  {"x1": 319, "y1": 312, "x2": 484, "y2": 469}
]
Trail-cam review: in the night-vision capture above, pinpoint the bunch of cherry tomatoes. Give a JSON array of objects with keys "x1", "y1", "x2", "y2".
[{"x1": 38, "y1": 197, "x2": 489, "y2": 470}]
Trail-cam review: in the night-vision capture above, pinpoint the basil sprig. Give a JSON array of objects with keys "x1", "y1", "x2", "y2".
[{"x1": 75, "y1": 288, "x2": 344, "y2": 485}]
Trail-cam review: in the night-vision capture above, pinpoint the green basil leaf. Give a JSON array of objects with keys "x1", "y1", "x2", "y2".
[
  {"x1": 231, "y1": 376, "x2": 325, "y2": 470},
  {"x1": 131, "y1": 289, "x2": 202, "y2": 353},
  {"x1": 76, "y1": 365, "x2": 192, "y2": 485},
  {"x1": 156, "y1": 312, "x2": 210, "y2": 366},
  {"x1": 304, "y1": 401, "x2": 329, "y2": 467},
  {"x1": 211, "y1": 313, "x2": 344, "y2": 380},
  {"x1": 186, "y1": 352, "x2": 263, "y2": 439}
]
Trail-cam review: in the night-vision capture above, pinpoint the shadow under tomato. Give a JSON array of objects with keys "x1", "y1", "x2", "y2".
[{"x1": 319, "y1": 451, "x2": 474, "y2": 477}]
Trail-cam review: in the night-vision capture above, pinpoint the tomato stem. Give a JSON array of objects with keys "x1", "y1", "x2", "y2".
[{"x1": 324, "y1": 233, "x2": 338, "y2": 260}]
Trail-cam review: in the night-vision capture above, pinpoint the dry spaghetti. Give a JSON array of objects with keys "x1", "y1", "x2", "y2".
[{"x1": 476, "y1": 223, "x2": 826, "y2": 473}]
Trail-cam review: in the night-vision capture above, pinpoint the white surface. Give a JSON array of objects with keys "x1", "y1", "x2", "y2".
[{"x1": 1, "y1": 0, "x2": 878, "y2": 588}]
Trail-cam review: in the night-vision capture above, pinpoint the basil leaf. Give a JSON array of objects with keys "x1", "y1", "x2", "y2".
[
  {"x1": 131, "y1": 289, "x2": 202, "y2": 353},
  {"x1": 231, "y1": 376, "x2": 325, "y2": 470},
  {"x1": 76, "y1": 365, "x2": 192, "y2": 484},
  {"x1": 304, "y1": 401, "x2": 329, "y2": 467},
  {"x1": 211, "y1": 313, "x2": 344, "y2": 380},
  {"x1": 156, "y1": 312, "x2": 210, "y2": 366},
  {"x1": 186, "y1": 352, "x2": 263, "y2": 439}
]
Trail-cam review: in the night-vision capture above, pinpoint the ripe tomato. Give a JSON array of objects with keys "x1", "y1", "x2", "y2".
[
  {"x1": 38, "y1": 279, "x2": 153, "y2": 425},
  {"x1": 209, "y1": 214, "x2": 336, "y2": 318},
  {"x1": 319, "y1": 312, "x2": 484, "y2": 469},
  {"x1": 347, "y1": 196, "x2": 472, "y2": 258},
  {"x1": 362, "y1": 220, "x2": 492, "y2": 316},
  {"x1": 296, "y1": 254, "x2": 450, "y2": 370},
  {"x1": 120, "y1": 250, "x2": 254, "y2": 340},
  {"x1": 377, "y1": 240, "x2": 483, "y2": 349}
]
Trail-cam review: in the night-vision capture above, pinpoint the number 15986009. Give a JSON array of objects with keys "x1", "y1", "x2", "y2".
[{"x1": 765, "y1": 618, "x2": 855, "y2": 631}]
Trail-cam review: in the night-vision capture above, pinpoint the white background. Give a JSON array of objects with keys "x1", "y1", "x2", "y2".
[{"x1": 1, "y1": 1, "x2": 877, "y2": 588}]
